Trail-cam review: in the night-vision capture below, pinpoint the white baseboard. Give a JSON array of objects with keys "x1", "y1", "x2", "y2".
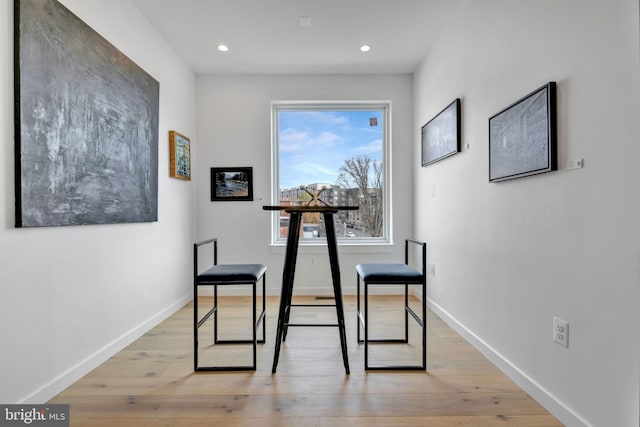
[
  {"x1": 426, "y1": 298, "x2": 590, "y2": 427},
  {"x1": 21, "y1": 294, "x2": 192, "y2": 404}
]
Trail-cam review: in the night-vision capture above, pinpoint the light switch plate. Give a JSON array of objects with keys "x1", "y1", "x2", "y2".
[{"x1": 566, "y1": 159, "x2": 584, "y2": 170}]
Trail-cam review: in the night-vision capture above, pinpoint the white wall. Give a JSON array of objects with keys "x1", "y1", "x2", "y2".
[
  {"x1": 414, "y1": 0, "x2": 640, "y2": 426},
  {"x1": 195, "y1": 74, "x2": 413, "y2": 295},
  {"x1": 0, "y1": 0, "x2": 196, "y2": 403},
  {"x1": 4, "y1": 1, "x2": 638, "y2": 423}
]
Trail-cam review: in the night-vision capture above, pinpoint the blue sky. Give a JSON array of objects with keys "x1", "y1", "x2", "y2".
[{"x1": 278, "y1": 109, "x2": 383, "y2": 189}]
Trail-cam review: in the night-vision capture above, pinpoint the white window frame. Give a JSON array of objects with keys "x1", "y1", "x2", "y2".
[{"x1": 270, "y1": 100, "x2": 392, "y2": 246}]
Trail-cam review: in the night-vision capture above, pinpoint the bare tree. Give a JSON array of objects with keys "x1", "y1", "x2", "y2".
[{"x1": 336, "y1": 155, "x2": 383, "y2": 237}]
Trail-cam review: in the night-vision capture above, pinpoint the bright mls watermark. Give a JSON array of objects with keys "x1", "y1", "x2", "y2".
[{"x1": 0, "y1": 405, "x2": 69, "y2": 426}]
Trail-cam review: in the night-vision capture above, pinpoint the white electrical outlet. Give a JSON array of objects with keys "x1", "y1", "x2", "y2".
[
  {"x1": 553, "y1": 316, "x2": 569, "y2": 348},
  {"x1": 309, "y1": 256, "x2": 317, "y2": 265},
  {"x1": 429, "y1": 263, "x2": 436, "y2": 276}
]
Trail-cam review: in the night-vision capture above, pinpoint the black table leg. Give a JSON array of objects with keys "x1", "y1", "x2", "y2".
[
  {"x1": 272, "y1": 212, "x2": 302, "y2": 373},
  {"x1": 282, "y1": 213, "x2": 303, "y2": 342},
  {"x1": 324, "y1": 212, "x2": 350, "y2": 374}
]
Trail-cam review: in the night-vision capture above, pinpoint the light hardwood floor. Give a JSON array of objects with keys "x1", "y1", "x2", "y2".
[{"x1": 49, "y1": 296, "x2": 563, "y2": 426}]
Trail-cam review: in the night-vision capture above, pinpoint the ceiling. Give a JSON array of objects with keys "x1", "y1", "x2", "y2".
[{"x1": 131, "y1": 0, "x2": 462, "y2": 75}]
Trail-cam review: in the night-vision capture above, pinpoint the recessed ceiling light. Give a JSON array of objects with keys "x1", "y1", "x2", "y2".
[
  {"x1": 360, "y1": 44, "x2": 371, "y2": 52},
  {"x1": 217, "y1": 44, "x2": 229, "y2": 52}
]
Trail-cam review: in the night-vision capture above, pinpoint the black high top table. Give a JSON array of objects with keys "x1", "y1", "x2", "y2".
[{"x1": 263, "y1": 205, "x2": 358, "y2": 374}]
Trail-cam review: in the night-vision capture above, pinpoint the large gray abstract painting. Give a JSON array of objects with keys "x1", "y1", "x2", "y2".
[{"x1": 14, "y1": 0, "x2": 159, "y2": 227}]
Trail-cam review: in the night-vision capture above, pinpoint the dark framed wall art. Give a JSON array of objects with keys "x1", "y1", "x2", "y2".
[
  {"x1": 489, "y1": 82, "x2": 557, "y2": 182},
  {"x1": 14, "y1": 0, "x2": 159, "y2": 227},
  {"x1": 421, "y1": 98, "x2": 461, "y2": 167},
  {"x1": 210, "y1": 167, "x2": 254, "y2": 201},
  {"x1": 169, "y1": 131, "x2": 191, "y2": 180}
]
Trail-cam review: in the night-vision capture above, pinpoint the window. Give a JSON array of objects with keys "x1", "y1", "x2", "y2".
[{"x1": 271, "y1": 101, "x2": 391, "y2": 244}]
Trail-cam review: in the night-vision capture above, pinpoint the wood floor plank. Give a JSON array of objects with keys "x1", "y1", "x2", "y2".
[
  {"x1": 64, "y1": 417, "x2": 321, "y2": 427},
  {"x1": 58, "y1": 392, "x2": 550, "y2": 418},
  {"x1": 48, "y1": 295, "x2": 562, "y2": 426},
  {"x1": 320, "y1": 415, "x2": 563, "y2": 427}
]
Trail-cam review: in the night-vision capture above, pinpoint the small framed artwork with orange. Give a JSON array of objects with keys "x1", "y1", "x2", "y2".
[{"x1": 169, "y1": 130, "x2": 191, "y2": 180}]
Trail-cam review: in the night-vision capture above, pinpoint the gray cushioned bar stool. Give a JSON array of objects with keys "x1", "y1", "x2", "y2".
[
  {"x1": 194, "y1": 238, "x2": 266, "y2": 371},
  {"x1": 356, "y1": 238, "x2": 426, "y2": 370}
]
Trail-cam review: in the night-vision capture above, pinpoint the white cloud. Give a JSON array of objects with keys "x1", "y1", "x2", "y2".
[
  {"x1": 354, "y1": 139, "x2": 382, "y2": 154},
  {"x1": 292, "y1": 161, "x2": 337, "y2": 177},
  {"x1": 280, "y1": 128, "x2": 308, "y2": 152},
  {"x1": 313, "y1": 131, "x2": 339, "y2": 146},
  {"x1": 280, "y1": 128, "x2": 340, "y2": 152},
  {"x1": 302, "y1": 111, "x2": 349, "y2": 126},
  {"x1": 280, "y1": 128, "x2": 308, "y2": 142}
]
